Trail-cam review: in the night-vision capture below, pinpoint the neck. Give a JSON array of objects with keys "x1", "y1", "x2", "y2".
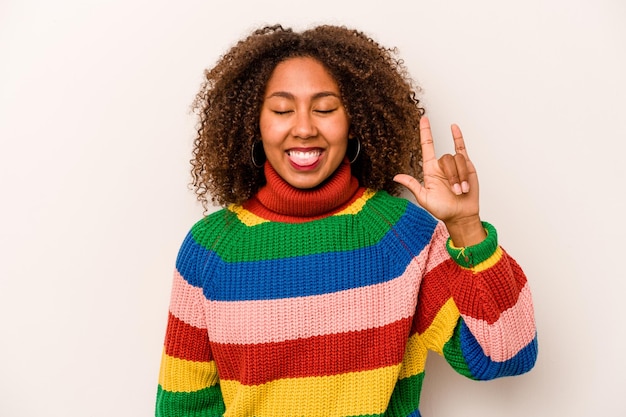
[{"x1": 243, "y1": 159, "x2": 362, "y2": 221}]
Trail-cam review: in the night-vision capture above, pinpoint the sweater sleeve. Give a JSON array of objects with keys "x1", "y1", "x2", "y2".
[
  {"x1": 155, "y1": 232, "x2": 225, "y2": 417},
  {"x1": 414, "y1": 221, "x2": 538, "y2": 380}
]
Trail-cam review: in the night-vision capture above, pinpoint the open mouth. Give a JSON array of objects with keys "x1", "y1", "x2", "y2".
[{"x1": 287, "y1": 149, "x2": 322, "y2": 167}]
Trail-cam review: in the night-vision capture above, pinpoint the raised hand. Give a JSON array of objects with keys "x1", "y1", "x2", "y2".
[{"x1": 394, "y1": 116, "x2": 486, "y2": 246}]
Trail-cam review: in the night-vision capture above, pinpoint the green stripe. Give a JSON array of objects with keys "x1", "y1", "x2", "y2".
[
  {"x1": 442, "y1": 320, "x2": 475, "y2": 379},
  {"x1": 446, "y1": 221, "x2": 498, "y2": 268},
  {"x1": 384, "y1": 372, "x2": 424, "y2": 417},
  {"x1": 156, "y1": 385, "x2": 225, "y2": 417},
  {"x1": 191, "y1": 191, "x2": 410, "y2": 262}
]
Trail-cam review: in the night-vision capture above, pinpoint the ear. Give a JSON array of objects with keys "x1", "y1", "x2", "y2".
[
  {"x1": 251, "y1": 140, "x2": 266, "y2": 168},
  {"x1": 346, "y1": 137, "x2": 361, "y2": 164}
]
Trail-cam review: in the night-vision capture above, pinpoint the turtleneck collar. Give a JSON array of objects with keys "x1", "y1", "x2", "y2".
[{"x1": 245, "y1": 158, "x2": 361, "y2": 220}]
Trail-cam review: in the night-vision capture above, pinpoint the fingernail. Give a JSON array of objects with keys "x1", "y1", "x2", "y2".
[
  {"x1": 461, "y1": 181, "x2": 470, "y2": 193},
  {"x1": 453, "y1": 183, "x2": 462, "y2": 195}
]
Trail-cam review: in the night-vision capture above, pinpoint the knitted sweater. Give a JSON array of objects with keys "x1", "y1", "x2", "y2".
[{"x1": 156, "y1": 160, "x2": 538, "y2": 417}]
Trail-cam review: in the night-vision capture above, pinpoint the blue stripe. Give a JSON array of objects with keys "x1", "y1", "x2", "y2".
[
  {"x1": 460, "y1": 320, "x2": 539, "y2": 380},
  {"x1": 176, "y1": 204, "x2": 438, "y2": 300}
]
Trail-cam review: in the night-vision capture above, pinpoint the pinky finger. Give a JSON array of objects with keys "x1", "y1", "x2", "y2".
[{"x1": 451, "y1": 124, "x2": 470, "y2": 160}]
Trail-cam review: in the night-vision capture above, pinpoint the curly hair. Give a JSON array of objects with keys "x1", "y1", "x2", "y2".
[{"x1": 191, "y1": 24, "x2": 425, "y2": 208}]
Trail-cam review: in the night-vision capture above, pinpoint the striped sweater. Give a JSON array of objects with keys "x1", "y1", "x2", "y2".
[{"x1": 156, "y1": 161, "x2": 538, "y2": 416}]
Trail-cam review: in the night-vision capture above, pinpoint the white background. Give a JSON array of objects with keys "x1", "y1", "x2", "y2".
[{"x1": 1, "y1": 0, "x2": 625, "y2": 416}]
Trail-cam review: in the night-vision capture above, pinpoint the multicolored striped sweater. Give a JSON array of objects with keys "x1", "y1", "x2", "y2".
[{"x1": 156, "y1": 160, "x2": 538, "y2": 417}]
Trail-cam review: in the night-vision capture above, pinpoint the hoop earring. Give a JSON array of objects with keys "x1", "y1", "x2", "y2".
[
  {"x1": 347, "y1": 138, "x2": 361, "y2": 164},
  {"x1": 251, "y1": 140, "x2": 266, "y2": 168}
]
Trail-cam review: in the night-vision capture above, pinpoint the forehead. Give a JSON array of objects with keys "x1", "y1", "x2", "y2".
[{"x1": 265, "y1": 57, "x2": 340, "y2": 95}]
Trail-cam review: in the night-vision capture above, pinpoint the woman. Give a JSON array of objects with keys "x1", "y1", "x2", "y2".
[{"x1": 156, "y1": 24, "x2": 538, "y2": 417}]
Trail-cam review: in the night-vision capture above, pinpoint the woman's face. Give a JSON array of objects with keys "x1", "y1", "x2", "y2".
[{"x1": 259, "y1": 57, "x2": 350, "y2": 189}]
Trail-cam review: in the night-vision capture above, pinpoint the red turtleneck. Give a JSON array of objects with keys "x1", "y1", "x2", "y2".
[{"x1": 242, "y1": 159, "x2": 364, "y2": 223}]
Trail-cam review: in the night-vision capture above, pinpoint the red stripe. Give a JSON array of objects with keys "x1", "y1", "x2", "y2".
[
  {"x1": 212, "y1": 317, "x2": 411, "y2": 385},
  {"x1": 164, "y1": 313, "x2": 213, "y2": 362},
  {"x1": 447, "y1": 249, "x2": 527, "y2": 324},
  {"x1": 412, "y1": 259, "x2": 453, "y2": 335},
  {"x1": 413, "y1": 250, "x2": 528, "y2": 332}
]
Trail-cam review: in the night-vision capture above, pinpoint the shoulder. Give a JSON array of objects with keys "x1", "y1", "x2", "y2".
[
  {"x1": 189, "y1": 205, "x2": 237, "y2": 234},
  {"x1": 176, "y1": 206, "x2": 238, "y2": 253},
  {"x1": 366, "y1": 190, "x2": 436, "y2": 225},
  {"x1": 365, "y1": 189, "x2": 442, "y2": 246},
  {"x1": 174, "y1": 207, "x2": 236, "y2": 285}
]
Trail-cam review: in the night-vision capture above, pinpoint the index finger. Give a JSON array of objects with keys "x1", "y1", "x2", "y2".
[
  {"x1": 451, "y1": 123, "x2": 470, "y2": 160},
  {"x1": 419, "y1": 116, "x2": 436, "y2": 163}
]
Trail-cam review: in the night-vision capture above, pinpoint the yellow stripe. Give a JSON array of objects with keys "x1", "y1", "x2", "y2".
[
  {"x1": 228, "y1": 204, "x2": 268, "y2": 227},
  {"x1": 227, "y1": 189, "x2": 375, "y2": 226},
  {"x1": 471, "y1": 246, "x2": 503, "y2": 273},
  {"x1": 158, "y1": 350, "x2": 219, "y2": 392},
  {"x1": 220, "y1": 365, "x2": 401, "y2": 417},
  {"x1": 450, "y1": 245, "x2": 504, "y2": 273},
  {"x1": 333, "y1": 189, "x2": 376, "y2": 216},
  {"x1": 399, "y1": 298, "x2": 460, "y2": 379},
  {"x1": 398, "y1": 333, "x2": 428, "y2": 379}
]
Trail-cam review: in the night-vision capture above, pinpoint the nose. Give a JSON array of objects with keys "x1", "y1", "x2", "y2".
[{"x1": 291, "y1": 111, "x2": 317, "y2": 139}]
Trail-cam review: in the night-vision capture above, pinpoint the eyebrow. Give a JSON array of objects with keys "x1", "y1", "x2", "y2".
[{"x1": 265, "y1": 91, "x2": 341, "y2": 100}]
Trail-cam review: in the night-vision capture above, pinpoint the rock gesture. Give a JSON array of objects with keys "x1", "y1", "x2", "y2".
[{"x1": 394, "y1": 116, "x2": 486, "y2": 246}]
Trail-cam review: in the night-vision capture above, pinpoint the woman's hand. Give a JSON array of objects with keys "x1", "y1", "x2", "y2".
[{"x1": 394, "y1": 116, "x2": 486, "y2": 246}]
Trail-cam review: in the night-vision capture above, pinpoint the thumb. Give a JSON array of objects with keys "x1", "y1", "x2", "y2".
[{"x1": 393, "y1": 174, "x2": 424, "y2": 199}]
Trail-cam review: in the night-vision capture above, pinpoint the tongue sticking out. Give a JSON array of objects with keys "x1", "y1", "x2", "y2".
[{"x1": 288, "y1": 150, "x2": 321, "y2": 167}]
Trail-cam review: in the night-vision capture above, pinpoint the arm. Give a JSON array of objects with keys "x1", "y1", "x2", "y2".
[
  {"x1": 396, "y1": 117, "x2": 537, "y2": 379},
  {"x1": 412, "y1": 220, "x2": 537, "y2": 380},
  {"x1": 156, "y1": 232, "x2": 225, "y2": 417}
]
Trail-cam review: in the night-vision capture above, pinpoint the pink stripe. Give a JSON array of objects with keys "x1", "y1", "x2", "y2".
[
  {"x1": 461, "y1": 283, "x2": 536, "y2": 362},
  {"x1": 170, "y1": 221, "x2": 451, "y2": 344},
  {"x1": 425, "y1": 222, "x2": 452, "y2": 271},
  {"x1": 206, "y1": 260, "x2": 430, "y2": 345},
  {"x1": 169, "y1": 270, "x2": 207, "y2": 329}
]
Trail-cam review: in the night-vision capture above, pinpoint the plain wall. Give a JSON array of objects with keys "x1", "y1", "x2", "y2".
[{"x1": 1, "y1": 0, "x2": 625, "y2": 415}]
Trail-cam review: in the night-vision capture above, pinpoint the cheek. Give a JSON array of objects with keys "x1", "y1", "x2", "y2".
[
  {"x1": 326, "y1": 120, "x2": 350, "y2": 144},
  {"x1": 259, "y1": 115, "x2": 285, "y2": 141},
  {"x1": 259, "y1": 112, "x2": 270, "y2": 137}
]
